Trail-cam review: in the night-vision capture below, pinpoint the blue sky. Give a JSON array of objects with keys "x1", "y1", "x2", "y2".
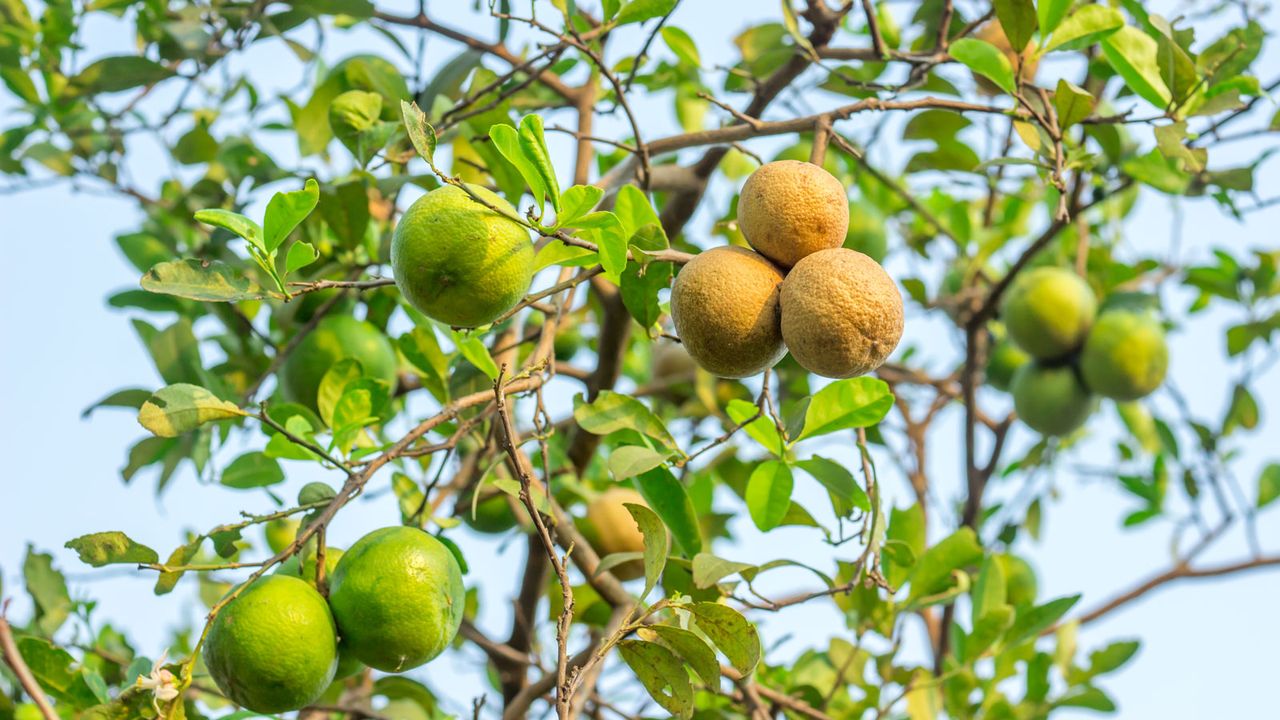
[{"x1": 2, "y1": 1, "x2": 1279, "y2": 717}]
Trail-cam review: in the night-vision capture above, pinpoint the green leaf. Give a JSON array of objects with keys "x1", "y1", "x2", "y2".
[
  {"x1": 1036, "y1": 0, "x2": 1072, "y2": 37},
  {"x1": 318, "y1": 358, "x2": 363, "y2": 427},
  {"x1": 620, "y1": 260, "x2": 671, "y2": 329},
  {"x1": 141, "y1": 259, "x2": 269, "y2": 302},
  {"x1": 688, "y1": 602, "x2": 760, "y2": 675},
  {"x1": 82, "y1": 388, "x2": 152, "y2": 418},
  {"x1": 556, "y1": 184, "x2": 604, "y2": 228},
  {"x1": 950, "y1": 38, "x2": 1016, "y2": 95},
  {"x1": 329, "y1": 90, "x2": 385, "y2": 165},
  {"x1": 746, "y1": 460, "x2": 794, "y2": 531},
  {"x1": 534, "y1": 242, "x2": 598, "y2": 272},
  {"x1": 615, "y1": 0, "x2": 676, "y2": 26},
  {"x1": 614, "y1": 185, "x2": 665, "y2": 240},
  {"x1": 574, "y1": 391, "x2": 677, "y2": 452},
  {"x1": 882, "y1": 503, "x2": 926, "y2": 588},
  {"x1": 137, "y1": 384, "x2": 245, "y2": 438},
  {"x1": 726, "y1": 398, "x2": 784, "y2": 456},
  {"x1": 319, "y1": 181, "x2": 372, "y2": 248},
  {"x1": 971, "y1": 555, "x2": 1007, "y2": 623},
  {"x1": 1054, "y1": 79, "x2": 1096, "y2": 129},
  {"x1": 691, "y1": 552, "x2": 756, "y2": 588},
  {"x1": 285, "y1": 241, "x2": 319, "y2": 274},
  {"x1": 24, "y1": 547, "x2": 72, "y2": 635},
  {"x1": 263, "y1": 178, "x2": 320, "y2": 253},
  {"x1": 1056, "y1": 686, "x2": 1115, "y2": 712},
  {"x1": 634, "y1": 467, "x2": 702, "y2": 556},
  {"x1": 456, "y1": 334, "x2": 500, "y2": 380},
  {"x1": 70, "y1": 56, "x2": 173, "y2": 94},
  {"x1": 1101, "y1": 26, "x2": 1173, "y2": 109},
  {"x1": 609, "y1": 445, "x2": 669, "y2": 480},
  {"x1": 798, "y1": 377, "x2": 894, "y2": 440},
  {"x1": 617, "y1": 640, "x2": 693, "y2": 718},
  {"x1": 1258, "y1": 464, "x2": 1280, "y2": 509},
  {"x1": 796, "y1": 456, "x2": 870, "y2": 517},
  {"x1": 400, "y1": 100, "x2": 437, "y2": 163},
  {"x1": 641, "y1": 625, "x2": 719, "y2": 686},
  {"x1": 625, "y1": 502, "x2": 668, "y2": 597},
  {"x1": 994, "y1": 0, "x2": 1038, "y2": 53},
  {"x1": 906, "y1": 528, "x2": 983, "y2": 605},
  {"x1": 1087, "y1": 640, "x2": 1140, "y2": 675},
  {"x1": 662, "y1": 26, "x2": 701, "y2": 66},
  {"x1": 194, "y1": 209, "x2": 264, "y2": 250},
  {"x1": 65, "y1": 532, "x2": 159, "y2": 567},
  {"x1": 1006, "y1": 594, "x2": 1081, "y2": 646},
  {"x1": 490, "y1": 123, "x2": 548, "y2": 212},
  {"x1": 221, "y1": 451, "x2": 285, "y2": 489},
  {"x1": 1043, "y1": 5, "x2": 1124, "y2": 53},
  {"x1": 518, "y1": 114, "x2": 561, "y2": 213}
]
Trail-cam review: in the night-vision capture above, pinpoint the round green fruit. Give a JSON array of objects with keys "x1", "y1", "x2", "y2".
[
  {"x1": 1011, "y1": 363, "x2": 1094, "y2": 437},
  {"x1": 1080, "y1": 311, "x2": 1168, "y2": 401},
  {"x1": 327, "y1": 527, "x2": 464, "y2": 672},
  {"x1": 1000, "y1": 267, "x2": 1097, "y2": 360},
  {"x1": 985, "y1": 324, "x2": 1030, "y2": 392},
  {"x1": 279, "y1": 315, "x2": 398, "y2": 413},
  {"x1": 274, "y1": 547, "x2": 366, "y2": 681},
  {"x1": 263, "y1": 518, "x2": 300, "y2": 555},
  {"x1": 460, "y1": 490, "x2": 520, "y2": 535},
  {"x1": 203, "y1": 576, "x2": 337, "y2": 714},
  {"x1": 391, "y1": 185, "x2": 534, "y2": 328}
]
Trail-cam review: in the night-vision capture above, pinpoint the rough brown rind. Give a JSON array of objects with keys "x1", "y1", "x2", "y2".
[
  {"x1": 780, "y1": 248, "x2": 904, "y2": 379},
  {"x1": 738, "y1": 160, "x2": 849, "y2": 268},
  {"x1": 670, "y1": 246, "x2": 787, "y2": 378}
]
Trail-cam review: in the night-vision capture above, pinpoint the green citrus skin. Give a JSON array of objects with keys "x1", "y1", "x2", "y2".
[
  {"x1": 1000, "y1": 267, "x2": 1097, "y2": 360},
  {"x1": 263, "y1": 518, "x2": 300, "y2": 555},
  {"x1": 391, "y1": 185, "x2": 534, "y2": 328},
  {"x1": 461, "y1": 490, "x2": 520, "y2": 534},
  {"x1": 985, "y1": 323, "x2": 1030, "y2": 392},
  {"x1": 1080, "y1": 311, "x2": 1169, "y2": 401},
  {"x1": 327, "y1": 527, "x2": 464, "y2": 672},
  {"x1": 273, "y1": 547, "x2": 365, "y2": 680},
  {"x1": 279, "y1": 315, "x2": 398, "y2": 413},
  {"x1": 203, "y1": 575, "x2": 338, "y2": 714},
  {"x1": 1011, "y1": 363, "x2": 1094, "y2": 436}
]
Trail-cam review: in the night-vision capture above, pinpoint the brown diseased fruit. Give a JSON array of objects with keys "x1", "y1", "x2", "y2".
[
  {"x1": 738, "y1": 160, "x2": 849, "y2": 268},
  {"x1": 780, "y1": 248, "x2": 904, "y2": 379},
  {"x1": 670, "y1": 246, "x2": 787, "y2": 378}
]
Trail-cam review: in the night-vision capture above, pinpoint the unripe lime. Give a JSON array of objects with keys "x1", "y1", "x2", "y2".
[
  {"x1": 279, "y1": 315, "x2": 398, "y2": 413},
  {"x1": 327, "y1": 527, "x2": 464, "y2": 672},
  {"x1": 1000, "y1": 267, "x2": 1096, "y2": 360},
  {"x1": 203, "y1": 576, "x2": 337, "y2": 713},
  {"x1": 1080, "y1": 311, "x2": 1168, "y2": 400},
  {"x1": 460, "y1": 490, "x2": 521, "y2": 535},
  {"x1": 1011, "y1": 363, "x2": 1094, "y2": 436},
  {"x1": 985, "y1": 323, "x2": 1030, "y2": 392},
  {"x1": 391, "y1": 185, "x2": 534, "y2": 328},
  {"x1": 263, "y1": 518, "x2": 300, "y2": 554}
]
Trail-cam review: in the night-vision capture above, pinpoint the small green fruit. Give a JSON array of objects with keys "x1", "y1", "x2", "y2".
[
  {"x1": 279, "y1": 315, "x2": 398, "y2": 414},
  {"x1": 1080, "y1": 311, "x2": 1168, "y2": 401},
  {"x1": 1011, "y1": 363, "x2": 1094, "y2": 436},
  {"x1": 986, "y1": 323, "x2": 1030, "y2": 392},
  {"x1": 995, "y1": 554, "x2": 1037, "y2": 606},
  {"x1": 1001, "y1": 267, "x2": 1096, "y2": 360}
]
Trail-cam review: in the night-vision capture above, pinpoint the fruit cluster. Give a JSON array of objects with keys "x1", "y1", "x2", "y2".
[
  {"x1": 203, "y1": 525, "x2": 464, "y2": 713},
  {"x1": 996, "y1": 267, "x2": 1169, "y2": 436},
  {"x1": 672, "y1": 160, "x2": 905, "y2": 379}
]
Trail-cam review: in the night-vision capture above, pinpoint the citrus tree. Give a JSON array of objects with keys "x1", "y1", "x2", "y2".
[{"x1": 2, "y1": 0, "x2": 1278, "y2": 718}]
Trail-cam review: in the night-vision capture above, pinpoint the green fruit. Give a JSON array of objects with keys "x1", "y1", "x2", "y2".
[
  {"x1": 279, "y1": 315, "x2": 398, "y2": 413},
  {"x1": 1011, "y1": 363, "x2": 1094, "y2": 436},
  {"x1": 986, "y1": 323, "x2": 1030, "y2": 392},
  {"x1": 995, "y1": 554, "x2": 1037, "y2": 606},
  {"x1": 203, "y1": 576, "x2": 337, "y2": 713},
  {"x1": 391, "y1": 185, "x2": 534, "y2": 328},
  {"x1": 1080, "y1": 311, "x2": 1169, "y2": 401},
  {"x1": 327, "y1": 527, "x2": 464, "y2": 672},
  {"x1": 843, "y1": 201, "x2": 887, "y2": 263},
  {"x1": 1001, "y1": 267, "x2": 1097, "y2": 360},
  {"x1": 264, "y1": 518, "x2": 300, "y2": 555},
  {"x1": 461, "y1": 490, "x2": 520, "y2": 534},
  {"x1": 274, "y1": 547, "x2": 366, "y2": 681}
]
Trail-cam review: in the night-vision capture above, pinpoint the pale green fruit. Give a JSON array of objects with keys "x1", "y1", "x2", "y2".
[
  {"x1": 1011, "y1": 363, "x2": 1094, "y2": 436},
  {"x1": 1001, "y1": 267, "x2": 1097, "y2": 360},
  {"x1": 1080, "y1": 311, "x2": 1168, "y2": 401}
]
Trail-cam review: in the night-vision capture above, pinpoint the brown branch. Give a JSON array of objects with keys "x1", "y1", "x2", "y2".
[
  {"x1": 0, "y1": 602, "x2": 59, "y2": 720},
  {"x1": 722, "y1": 666, "x2": 835, "y2": 720}
]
